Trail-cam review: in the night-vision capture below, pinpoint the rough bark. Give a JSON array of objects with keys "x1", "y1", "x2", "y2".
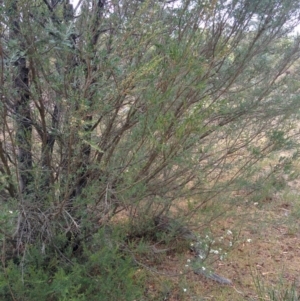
[{"x1": 11, "y1": 2, "x2": 33, "y2": 196}]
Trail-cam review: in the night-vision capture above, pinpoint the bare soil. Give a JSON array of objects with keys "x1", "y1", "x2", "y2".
[{"x1": 139, "y1": 181, "x2": 300, "y2": 301}]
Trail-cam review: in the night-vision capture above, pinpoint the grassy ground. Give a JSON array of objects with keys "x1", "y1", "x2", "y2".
[{"x1": 136, "y1": 172, "x2": 300, "y2": 300}]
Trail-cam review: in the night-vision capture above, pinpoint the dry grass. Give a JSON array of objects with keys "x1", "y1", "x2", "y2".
[{"x1": 136, "y1": 161, "x2": 300, "y2": 300}]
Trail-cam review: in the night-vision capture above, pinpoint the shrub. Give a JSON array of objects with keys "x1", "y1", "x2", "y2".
[{"x1": 0, "y1": 228, "x2": 143, "y2": 301}]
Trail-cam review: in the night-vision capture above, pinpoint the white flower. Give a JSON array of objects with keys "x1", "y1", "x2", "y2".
[
  {"x1": 185, "y1": 265, "x2": 189, "y2": 267},
  {"x1": 187, "y1": 259, "x2": 191, "y2": 263},
  {"x1": 183, "y1": 288, "x2": 187, "y2": 292},
  {"x1": 229, "y1": 242, "x2": 233, "y2": 247},
  {"x1": 247, "y1": 239, "x2": 252, "y2": 243},
  {"x1": 202, "y1": 266, "x2": 206, "y2": 271},
  {"x1": 226, "y1": 230, "x2": 232, "y2": 235}
]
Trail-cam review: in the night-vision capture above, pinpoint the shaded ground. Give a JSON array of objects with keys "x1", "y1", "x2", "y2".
[{"x1": 139, "y1": 184, "x2": 300, "y2": 300}]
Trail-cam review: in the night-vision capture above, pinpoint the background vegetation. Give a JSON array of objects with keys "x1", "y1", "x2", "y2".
[{"x1": 1, "y1": 0, "x2": 300, "y2": 299}]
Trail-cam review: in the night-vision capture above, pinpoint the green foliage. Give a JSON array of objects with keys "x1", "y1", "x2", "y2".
[
  {"x1": 0, "y1": 229, "x2": 143, "y2": 301},
  {"x1": 252, "y1": 273, "x2": 299, "y2": 301},
  {"x1": 2, "y1": 0, "x2": 300, "y2": 297},
  {"x1": 1, "y1": 0, "x2": 300, "y2": 226}
]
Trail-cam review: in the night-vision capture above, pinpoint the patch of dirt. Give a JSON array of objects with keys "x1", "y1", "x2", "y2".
[{"x1": 140, "y1": 189, "x2": 300, "y2": 300}]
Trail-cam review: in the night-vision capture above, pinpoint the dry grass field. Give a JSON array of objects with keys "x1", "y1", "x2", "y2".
[{"x1": 136, "y1": 160, "x2": 300, "y2": 301}]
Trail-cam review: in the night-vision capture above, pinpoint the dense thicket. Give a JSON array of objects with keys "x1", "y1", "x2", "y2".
[{"x1": 1, "y1": 0, "x2": 300, "y2": 299}]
